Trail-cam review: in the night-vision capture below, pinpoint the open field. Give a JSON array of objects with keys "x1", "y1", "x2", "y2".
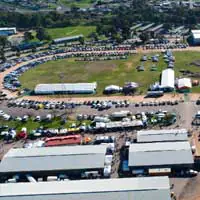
[
  {"x1": 46, "y1": 26, "x2": 96, "y2": 40},
  {"x1": 19, "y1": 51, "x2": 200, "y2": 95},
  {"x1": 59, "y1": 0, "x2": 95, "y2": 8}
]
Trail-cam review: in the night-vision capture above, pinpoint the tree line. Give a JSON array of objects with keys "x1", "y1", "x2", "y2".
[{"x1": 0, "y1": 0, "x2": 200, "y2": 41}]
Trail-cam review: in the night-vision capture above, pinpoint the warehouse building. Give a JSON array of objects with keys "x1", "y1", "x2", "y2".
[
  {"x1": 34, "y1": 82, "x2": 97, "y2": 94},
  {"x1": 53, "y1": 35, "x2": 83, "y2": 44},
  {"x1": 0, "y1": 27, "x2": 16, "y2": 36},
  {"x1": 128, "y1": 141, "x2": 194, "y2": 170},
  {"x1": 137, "y1": 129, "x2": 188, "y2": 143},
  {"x1": 0, "y1": 145, "x2": 107, "y2": 181},
  {"x1": 161, "y1": 69, "x2": 175, "y2": 91},
  {"x1": 0, "y1": 177, "x2": 171, "y2": 200}
]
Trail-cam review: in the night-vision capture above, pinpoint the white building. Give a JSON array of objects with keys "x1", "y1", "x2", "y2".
[
  {"x1": 0, "y1": 27, "x2": 16, "y2": 36},
  {"x1": 161, "y1": 69, "x2": 175, "y2": 91},
  {"x1": 177, "y1": 78, "x2": 192, "y2": 90},
  {"x1": 34, "y1": 82, "x2": 97, "y2": 94},
  {"x1": 191, "y1": 30, "x2": 200, "y2": 45}
]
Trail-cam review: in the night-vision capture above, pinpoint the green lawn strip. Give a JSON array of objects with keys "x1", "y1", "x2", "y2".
[{"x1": 46, "y1": 26, "x2": 96, "y2": 40}]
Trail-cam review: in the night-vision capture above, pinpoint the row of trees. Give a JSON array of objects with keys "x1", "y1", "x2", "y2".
[{"x1": 0, "y1": 0, "x2": 199, "y2": 43}]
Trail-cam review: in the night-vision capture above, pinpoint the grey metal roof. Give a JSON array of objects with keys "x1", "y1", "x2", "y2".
[
  {"x1": 0, "y1": 177, "x2": 171, "y2": 200},
  {"x1": 0, "y1": 145, "x2": 107, "y2": 173},
  {"x1": 149, "y1": 24, "x2": 164, "y2": 32},
  {"x1": 53, "y1": 34, "x2": 83, "y2": 43},
  {"x1": 129, "y1": 142, "x2": 194, "y2": 167},
  {"x1": 137, "y1": 129, "x2": 188, "y2": 143},
  {"x1": 139, "y1": 23, "x2": 155, "y2": 31},
  {"x1": 4, "y1": 145, "x2": 106, "y2": 158},
  {"x1": 34, "y1": 82, "x2": 97, "y2": 94}
]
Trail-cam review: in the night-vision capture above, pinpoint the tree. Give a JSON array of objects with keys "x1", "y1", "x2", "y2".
[
  {"x1": 0, "y1": 36, "x2": 8, "y2": 62},
  {"x1": 0, "y1": 49, "x2": 6, "y2": 62},
  {"x1": 89, "y1": 32, "x2": 98, "y2": 41},
  {"x1": 24, "y1": 31, "x2": 34, "y2": 41},
  {"x1": 36, "y1": 28, "x2": 51, "y2": 41},
  {"x1": 139, "y1": 32, "x2": 150, "y2": 44},
  {"x1": 112, "y1": 33, "x2": 123, "y2": 44},
  {"x1": 0, "y1": 36, "x2": 8, "y2": 48},
  {"x1": 79, "y1": 37, "x2": 84, "y2": 45},
  {"x1": 16, "y1": 49, "x2": 21, "y2": 57}
]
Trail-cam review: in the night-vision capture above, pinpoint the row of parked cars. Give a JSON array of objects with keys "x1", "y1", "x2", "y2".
[
  {"x1": 143, "y1": 43, "x2": 188, "y2": 50},
  {"x1": 75, "y1": 55, "x2": 128, "y2": 61},
  {"x1": 3, "y1": 51, "x2": 134, "y2": 92},
  {"x1": 51, "y1": 44, "x2": 136, "y2": 53},
  {"x1": 7, "y1": 99, "x2": 80, "y2": 110}
]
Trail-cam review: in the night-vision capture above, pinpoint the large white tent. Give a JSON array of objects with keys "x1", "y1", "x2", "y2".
[{"x1": 161, "y1": 69, "x2": 175, "y2": 91}]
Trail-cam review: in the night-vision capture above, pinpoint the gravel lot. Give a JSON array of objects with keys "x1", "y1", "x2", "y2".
[{"x1": 0, "y1": 100, "x2": 200, "y2": 200}]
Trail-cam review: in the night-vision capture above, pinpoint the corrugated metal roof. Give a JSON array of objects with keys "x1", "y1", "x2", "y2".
[
  {"x1": 129, "y1": 142, "x2": 194, "y2": 167},
  {"x1": 53, "y1": 34, "x2": 83, "y2": 43},
  {"x1": 137, "y1": 129, "x2": 188, "y2": 142},
  {"x1": 4, "y1": 145, "x2": 106, "y2": 158},
  {"x1": 0, "y1": 145, "x2": 107, "y2": 173},
  {"x1": 0, "y1": 177, "x2": 170, "y2": 200},
  {"x1": 161, "y1": 69, "x2": 175, "y2": 89},
  {"x1": 35, "y1": 82, "x2": 97, "y2": 94}
]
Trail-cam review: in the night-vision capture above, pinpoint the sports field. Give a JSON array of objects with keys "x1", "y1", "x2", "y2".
[
  {"x1": 46, "y1": 26, "x2": 96, "y2": 40},
  {"x1": 19, "y1": 51, "x2": 200, "y2": 95}
]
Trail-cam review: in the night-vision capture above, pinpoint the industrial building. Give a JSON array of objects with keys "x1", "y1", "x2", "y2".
[
  {"x1": 137, "y1": 129, "x2": 188, "y2": 143},
  {"x1": 161, "y1": 68, "x2": 175, "y2": 91},
  {"x1": 191, "y1": 30, "x2": 200, "y2": 45},
  {"x1": 34, "y1": 82, "x2": 97, "y2": 94},
  {"x1": 53, "y1": 35, "x2": 83, "y2": 44},
  {"x1": 0, "y1": 177, "x2": 171, "y2": 200},
  {"x1": 128, "y1": 141, "x2": 194, "y2": 170},
  {"x1": 0, "y1": 27, "x2": 16, "y2": 36},
  {"x1": 0, "y1": 145, "x2": 107, "y2": 181}
]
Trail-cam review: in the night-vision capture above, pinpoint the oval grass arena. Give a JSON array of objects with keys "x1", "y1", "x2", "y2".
[{"x1": 19, "y1": 52, "x2": 200, "y2": 95}]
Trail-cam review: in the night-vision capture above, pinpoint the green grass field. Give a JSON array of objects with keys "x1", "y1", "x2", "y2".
[
  {"x1": 19, "y1": 51, "x2": 200, "y2": 95},
  {"x1": 0, "y1": 117, "x2": 90, "y2": 133},
  {"x1": 59, "y1": 0, "x2": 95, "y2": 8},
  {"x1": 46, "y1": 26, "x2": 96, "y2": 40}
]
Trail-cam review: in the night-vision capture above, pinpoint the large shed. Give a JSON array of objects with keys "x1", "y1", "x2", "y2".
[
  {"x1": 128, "y1": 141, "x2": 194, "y2": 170},
  {"x1": 0, "y1": 145, "x2": 107, "y2": 179},
  {"x1": 53, "y1": 34, "x2": 83, "y2": 44},
  {"x1": 137, "y1": 129, "x2": 188, "y2": 143},
  {"x1": 0, "y1": 177, "x2": 171, "y2": 200},
  {"x1": 161, "y1": 69, "x2": 175, "y2": 91},
  {"x1": 34, "y1": 82, "x2": 97, "y2": 94}
]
